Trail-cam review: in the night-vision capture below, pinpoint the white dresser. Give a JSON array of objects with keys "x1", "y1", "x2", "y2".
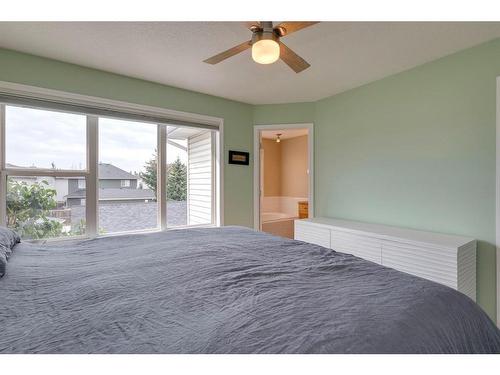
[{"x1": 294, "y1": 217, "x2": 476, "y2": 301}]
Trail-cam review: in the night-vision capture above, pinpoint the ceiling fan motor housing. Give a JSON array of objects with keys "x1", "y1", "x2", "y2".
[{"x1": 251, "y1": 29, "x2": 279, "y2": 45}]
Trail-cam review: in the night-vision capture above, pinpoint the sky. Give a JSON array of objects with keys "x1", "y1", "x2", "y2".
[{"x1": 5, "y1": 105, "x2": 187, "y2": 174}]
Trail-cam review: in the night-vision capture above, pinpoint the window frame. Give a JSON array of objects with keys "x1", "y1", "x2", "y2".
[{"x1": 0, "y1": 82, "x2": 224, "y2": 239}]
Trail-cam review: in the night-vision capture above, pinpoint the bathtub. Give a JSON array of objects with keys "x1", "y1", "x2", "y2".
[
  {"x1": 261, "y1": 212, "x2": 294, "y2": 222},
  {"x1": 260, "y1": 197, "x2": 308, "y2": 239}
]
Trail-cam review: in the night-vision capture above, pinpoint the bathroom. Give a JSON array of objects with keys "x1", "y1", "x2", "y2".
[{"x1": 259, "y1": 128, "x2": 310, "y2": 238}]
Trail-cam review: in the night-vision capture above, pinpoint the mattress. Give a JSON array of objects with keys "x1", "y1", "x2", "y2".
[{"x1": 1, "y1": 226, "x2": 499, "y2": 353}]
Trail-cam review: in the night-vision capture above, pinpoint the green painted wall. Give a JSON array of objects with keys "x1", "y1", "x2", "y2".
[
  {"x1": 253, "y1": 102, "x2": 315, "y2": 125},
  {"x1": 1, "y1": 39, "x2": 498, "y2": 321},
  {"x1": 0, "y1": 48, "x2": 254, "y2": 227},
  {"x1": 255, "y1": 39, "x2": 500, "y2": 321}
]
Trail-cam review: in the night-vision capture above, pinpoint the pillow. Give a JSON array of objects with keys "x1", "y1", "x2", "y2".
[
  {"x1": 0, "y1": 249, "x2": 6, "y2": 277},
  {"x1": 0, "y1": 227, "x2": 21, "y2": 278},
  {"x1": 0, "y1": 226, "x2": 21, "y2": 251}
]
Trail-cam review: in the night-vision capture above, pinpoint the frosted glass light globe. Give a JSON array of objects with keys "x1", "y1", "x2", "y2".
[{"x1": 252, "y1": 39, "x2": 280, "y2": 64}]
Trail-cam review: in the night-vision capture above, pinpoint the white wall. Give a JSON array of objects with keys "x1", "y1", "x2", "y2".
[{"x1": 187, "y1": 131, "x2": 213, "y2": 225}]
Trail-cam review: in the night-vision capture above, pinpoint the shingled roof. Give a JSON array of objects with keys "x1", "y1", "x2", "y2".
[{"x1": 97, "y1": 163, "x2": 137, "y2": 180}]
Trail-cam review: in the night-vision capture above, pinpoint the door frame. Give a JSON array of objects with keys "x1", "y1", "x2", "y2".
[{"x1": 253, "y1": 123, "x2": 314, "y2": 230}]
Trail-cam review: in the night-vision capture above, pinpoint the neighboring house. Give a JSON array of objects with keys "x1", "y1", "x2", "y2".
[
  {"x1": 68, "y1": 163, "x2": 139, "y2": 191},
  {"x1": 65, "y1": 163, "x2": 155, "y2": 206},
  {"x1": 7, "y1": 163, "x2": 155, "y2": 207},
  {"x1": 66, "y1": 188, "x2": 155, "y2": 207}
]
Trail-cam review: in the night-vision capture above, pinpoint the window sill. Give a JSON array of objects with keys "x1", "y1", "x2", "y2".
[{"x1": 23, "y1": 224, "x2": 219, "y2": 244}]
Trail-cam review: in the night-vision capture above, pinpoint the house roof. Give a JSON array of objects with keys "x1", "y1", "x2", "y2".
[
  {"x1": 6, "y1": 162, "x2": 136, "y2": 181},
  {"x1": 66, "y1": 188, "x2": 155, "y2": 201},
  {"x1": 97, "y1": 163, "x2": 137, "y2": 180},
  {"x1": 6, "y1": 163, "x2": 22, "y2": 168}
]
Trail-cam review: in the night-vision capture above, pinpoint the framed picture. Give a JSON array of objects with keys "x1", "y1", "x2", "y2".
[{"x1": 228, "y1": 150, "x2": 249, "y2": 165}]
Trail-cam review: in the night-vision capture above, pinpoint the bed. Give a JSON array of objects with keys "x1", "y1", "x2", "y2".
[{"x1": 1, "y1": 226, "x2": 499, "y2": 354}]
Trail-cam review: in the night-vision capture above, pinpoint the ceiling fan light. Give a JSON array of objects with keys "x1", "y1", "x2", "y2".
[{"x1": 252, "y1": 39, "x2": 280, "y2": 64}]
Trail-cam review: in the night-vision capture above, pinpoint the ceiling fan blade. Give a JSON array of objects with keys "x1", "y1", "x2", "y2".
[
  {"x1": 275, "y1": 22, "x2": 318, "y2": 36},
  {"x1": 279, "y1": 42, "x2": 310, "y2": 73},
  {"x1": 203, "y1": 40, "x2": 252, "y2": 65}
]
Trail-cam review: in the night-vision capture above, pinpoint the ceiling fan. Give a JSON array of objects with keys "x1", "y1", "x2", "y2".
[{"x1": 203, "y1": 21, "x2": 318, "y2": 73}]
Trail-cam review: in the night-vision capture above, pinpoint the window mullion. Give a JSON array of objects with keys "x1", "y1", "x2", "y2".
[
  {"x1": 158, "y1": 124, "x2": 167, "y2": 230},
  {"x1": 86, "y1": 115, "x2": 98, "y2": 237},
  {"x1": 2, "y1": 169, "x2": 87, "y2": 178},
  {"x1": 211, "y1": 131, "x2": 217, "y2": 226}
]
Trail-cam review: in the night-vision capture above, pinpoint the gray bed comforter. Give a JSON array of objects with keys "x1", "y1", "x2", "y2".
[{"x1": 1, "y1": 226, "x2": 499, "y2": 354}]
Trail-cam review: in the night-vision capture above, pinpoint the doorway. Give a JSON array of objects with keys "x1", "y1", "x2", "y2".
[{"x1": 253, "y1": 123, "x2": 314, "y2": 238}]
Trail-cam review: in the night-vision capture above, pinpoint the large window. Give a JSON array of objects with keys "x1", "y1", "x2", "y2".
[
  {"x1": 0, "y1": 96, "x2": 220, "y2": 241},
  {"x1": 98, "y1": 117, "x2": 158, "y2": 234}
]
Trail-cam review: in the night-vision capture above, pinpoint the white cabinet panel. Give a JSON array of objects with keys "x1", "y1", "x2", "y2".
[
  {"x1": 457, "y1": 241, "x2": 477, "y2": 301},
  {"x1": 381, "y1": 240, "x2": 457, "y2": 289},
  {"x1": 294, "y1": 221, "x2": 330, "y2": 248},
  {"x1": 294, "y1": 218, "x2": 476, "y2": 301},
  {"x1": 330, "y1": 230, "x2": 382, "y2": 264}
]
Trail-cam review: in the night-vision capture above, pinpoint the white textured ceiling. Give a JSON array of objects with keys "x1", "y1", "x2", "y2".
[{"x1": 0, "y1": 22, "x2": 500, "y2": 105}]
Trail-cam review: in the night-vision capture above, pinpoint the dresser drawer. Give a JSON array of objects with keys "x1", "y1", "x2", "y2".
[
  {"x1": 294, "y1": 221, "x2": 330, "y2": 248},
  {"x1": 381, "y1": 240, "x2": 457, "y2": 289},
  {"x1": 330, "y1": 230, "x2": 382, "y2": 264}
]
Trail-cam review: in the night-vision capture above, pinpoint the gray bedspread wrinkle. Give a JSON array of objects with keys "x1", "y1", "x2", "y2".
[{"x1": 0, "y1": 226, "x2": 499, "y2": 354}]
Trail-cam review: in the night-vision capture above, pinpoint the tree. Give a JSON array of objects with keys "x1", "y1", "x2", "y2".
[
  {"x1": 167, "y1": 157, "x2": 187, "y2": 201},
  {"x1": 140, "y1": 152, "x2": 187, "y2": 201},
  {"x1": 6, "y1": 178, "x2": 64, "y2": 239},
  {"x1": 139, "y1": 151, "x2": 157, "y2": 192}
]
